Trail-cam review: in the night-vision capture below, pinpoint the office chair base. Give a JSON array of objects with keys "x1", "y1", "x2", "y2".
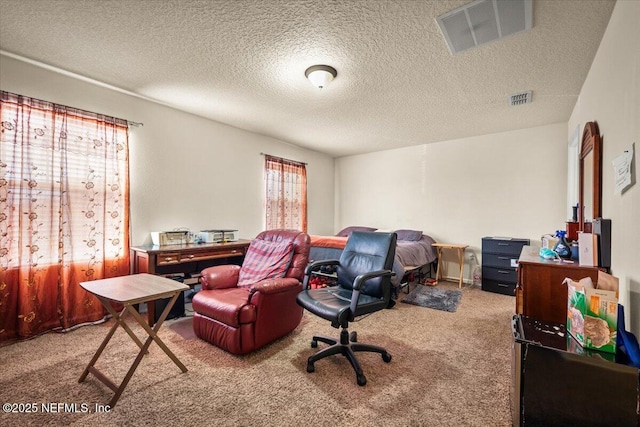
[{"x1": 307, "y1": 329, "x2": 392, "y2": 386}]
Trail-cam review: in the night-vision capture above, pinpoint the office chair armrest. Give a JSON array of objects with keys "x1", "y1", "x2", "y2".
[
  {"x1": 304, "y1": 259, "x2": 340, "y2": 276},
  {"x1": 250, "y1": 277, "x2": 302, "y2": 295},
  {"x1": 352, "y1": 269, "x2": 395, "y2": 291},
  {"x1": 350, "y1": 269, "x2": 395, "y2": 314},
  {"x1": 303, "y1": 259, "x2": 340, "y2": 289}
]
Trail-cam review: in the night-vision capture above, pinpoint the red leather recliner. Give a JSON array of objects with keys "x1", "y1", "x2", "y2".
[{"x1": 192, "y1": 229, "x2": 310, "y2": 355}]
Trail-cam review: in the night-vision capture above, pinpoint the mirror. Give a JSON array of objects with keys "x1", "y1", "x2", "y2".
[
  {"x1": 567, "y1": 125, "x2": 580, "y2": 220},
  {"x1": 578, "y1": 122, "x2": 602, "y2": 231},
  {"x1": 583, "y1": 152, "x2": 593, "y2": 222}
]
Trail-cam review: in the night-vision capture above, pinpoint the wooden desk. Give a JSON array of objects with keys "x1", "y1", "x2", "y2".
[
  {"x1": 79, "y1": 274, "x2": 189, "y2": 408},
  {"x1": 130, "y1": 240, "x2": 250, "y2": 324},
  {"x1": 432, "y1": 243, "x2": 468, "y2": 288},
  {"x1": 130, "y1": 240, "x2": 250, "y2": 275}
]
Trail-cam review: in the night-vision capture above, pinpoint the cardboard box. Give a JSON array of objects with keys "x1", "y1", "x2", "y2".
[
  {"x1": 566, "y1": 271, "x2": 619, "y2": 354},
  {"x1": 578, "y1": 232, "x2": 599, "y2": 267},
  {"x1": 566, "y1": 331, "x2": 616, "y2": 362}
]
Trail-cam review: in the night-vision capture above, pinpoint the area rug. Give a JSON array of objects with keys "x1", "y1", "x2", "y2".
[
  {"x1": 401, "y1": 285, "x2": 462, "y2": 312},
  {"x1": 167, "y1": 316, "x2": 196, "y2": 340},
  {"x1": 0, "y1": 284, "x2": 515, "y2": 426}
]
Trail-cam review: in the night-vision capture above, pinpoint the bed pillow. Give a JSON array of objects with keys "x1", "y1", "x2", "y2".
[
  {"x1": 336, "y1": 226, "x2": 377, "y2": 237},
  {"x1": 394, "y1": 229, "x2": 423, "y2": 241},
  {"x1": 237, "y1": 239, "x2": 294, "y2": 286}
]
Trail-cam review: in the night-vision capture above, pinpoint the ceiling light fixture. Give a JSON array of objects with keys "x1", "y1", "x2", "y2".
[{"x1": 305, "y1": 65, "x2": 337, "y2": 89}]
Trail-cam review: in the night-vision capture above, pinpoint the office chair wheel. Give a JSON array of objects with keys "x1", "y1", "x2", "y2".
[
  {"x1": 382, "y1": 352, "x2": 392, "y2": 363},
  {"x1": 311, "y1": 339, "x2": 318, "y2": 348},
  {"x1": 307, "y1": 361, "x2": 315, "y2": 373},
  {"x1": 350, "y1": 331, "x2": 357, "y2": 342},
  {"x1": 357, "y1": 374, "x2": 367, "y2": 386}
]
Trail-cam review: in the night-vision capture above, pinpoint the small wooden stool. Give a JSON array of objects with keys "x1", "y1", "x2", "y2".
[{"x1": 432, "y1": 243, "x2": 469, "y2": 288}]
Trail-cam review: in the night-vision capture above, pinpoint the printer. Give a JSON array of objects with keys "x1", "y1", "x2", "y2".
[
  {"x1": 150, "y1": 230, "x2": 189, "y2": 246},
  {"x1": 199, "y1": 229, "x2": 239, "y2": 243}
]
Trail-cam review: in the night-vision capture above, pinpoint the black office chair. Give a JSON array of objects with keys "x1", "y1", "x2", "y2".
[{"x1": 296, "y1": 231, "x2": 397, "y2": 386}]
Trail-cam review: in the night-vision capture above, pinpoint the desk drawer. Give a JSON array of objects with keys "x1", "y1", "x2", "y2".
[
  {"x1": 157, "y1": 252, "x2": 180, "y2": 265},
  {"x1": 156, "y1": 248, "x2": 245, "y2": 266},
  {"x1": 482, "y1": 279, "x2": 516, "y2": 296},
  {"x1": 482, "y1": 238, "x2": 528, "y2": 256},
  {"x1": 482, "y1": 253, "x2": 519, "y2": 269},
  {"x1": 482, "y1": 266, "x2": 517, "y2": 283},
  {"x1": 185, "y1": 248, "x2": 245, "y2": 263}
]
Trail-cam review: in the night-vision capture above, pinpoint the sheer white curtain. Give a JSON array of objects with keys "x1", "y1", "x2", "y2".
[
  {"x1": 0, "y1": 91, "x2": 130, "y2": 342},
  {"x1": 264, "y1": 155, "x2": 307, "y2": 232}
]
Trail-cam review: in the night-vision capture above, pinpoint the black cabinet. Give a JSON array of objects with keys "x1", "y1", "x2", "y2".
[
  {"x1": 512, "y1": 315, "x2": 640, "y2": 426},
  {"x1": 482, "y1": 237, "x2": 529, "y2": 295}
]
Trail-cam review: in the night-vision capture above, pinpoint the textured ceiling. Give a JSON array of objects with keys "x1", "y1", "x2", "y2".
[{"x1": 0, "y1": 0, "x2": 616, "y2": 157}]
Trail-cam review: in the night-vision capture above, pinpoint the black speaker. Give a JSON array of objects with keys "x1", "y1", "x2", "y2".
[
  {"x1": 593, "y1": 218, "x2": 611, "y2": 269},
  {"x1": 154, "y1": 275, "x2": 186, "y2": 323},
  {"x1": 154, "y1": 292, "x2": 185, "y2": 322}
]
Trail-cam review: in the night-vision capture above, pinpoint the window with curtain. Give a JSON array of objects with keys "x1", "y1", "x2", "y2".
[
  {"x1": 264, "y1": 155, "x2": 307, "y2": 232},
  {"x1": 0, "y1": 91, "x2": 130, "y2": 343}
]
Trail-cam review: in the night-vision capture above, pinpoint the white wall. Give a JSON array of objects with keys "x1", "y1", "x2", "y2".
[
  {"x1": 335, "y1": 122, "x2": 569, "y2": 280},
  {"x1": 0, "y1": 54, "x2": 336, "y2": 245},
  {"x1": 568, "y1": 0, "x2": 640, "y2": 335}
]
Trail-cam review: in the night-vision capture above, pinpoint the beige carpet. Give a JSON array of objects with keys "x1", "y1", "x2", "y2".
[{"x1": 0, "y1": 282, "x2": 515, "y2": 426}]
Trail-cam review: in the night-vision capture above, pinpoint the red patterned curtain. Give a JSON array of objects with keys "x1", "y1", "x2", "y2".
[
  {"x1": 0, "y1": 91, "x2": 130, "y2": 343},
  {"x1": 264, "y1": 155, "x2": 307, "y2": 232}
]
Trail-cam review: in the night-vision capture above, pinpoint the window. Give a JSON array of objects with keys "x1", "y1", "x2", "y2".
[
  {"x1": 264, "y1": 155, "x2": 307, "y2": 232},
  {"x1": 0, "y1": 91, "x2": 130, "y2": 341}
]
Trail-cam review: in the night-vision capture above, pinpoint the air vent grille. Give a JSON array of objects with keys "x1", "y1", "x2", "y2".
[
  {"x1": 437, "y1": 0, "x2": 533, "y2": 54},
  {"x1": 509, "y1": 91, "x2": 532, "y2": 106}
]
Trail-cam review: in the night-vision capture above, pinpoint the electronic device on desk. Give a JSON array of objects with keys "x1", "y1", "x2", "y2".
[
  {"x1": 150, "y1": 230, "x2": 189, "y2": 246},
  {"x1": 183, "y1": 272, "x2": 201, "y2": 302},
  {"x1": 154, "y1": 274, "x2": 186, "y2": 322},
  {"x1": 199, "y1": 229, "x2": 239, "y2": 243},
  {"x1": 593, "y1": 217, "x2": 611, "y2": 270}
]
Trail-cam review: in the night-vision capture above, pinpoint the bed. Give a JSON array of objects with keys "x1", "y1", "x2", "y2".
[{"x1": 308, "y1": 227, "x2": 437, "y2": 291}]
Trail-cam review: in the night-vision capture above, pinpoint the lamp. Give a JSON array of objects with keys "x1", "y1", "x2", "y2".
[{"x1": 305, "y1": 65, "x2": 337, "y2": 89}]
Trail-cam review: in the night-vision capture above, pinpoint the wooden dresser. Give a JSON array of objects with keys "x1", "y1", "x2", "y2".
[{"x1": 516, "y1": 246, "x2": 599, "y2": 324}]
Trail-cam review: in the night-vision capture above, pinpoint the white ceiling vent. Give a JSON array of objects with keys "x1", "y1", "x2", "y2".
[
  {"x1": 509, "y1": 90, "x2": 532, "y2": 106},
  {"x1": 437, "y1": 0, "x2": 533, "y2": 54}
]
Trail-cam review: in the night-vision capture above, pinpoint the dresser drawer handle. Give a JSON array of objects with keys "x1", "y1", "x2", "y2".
[
  {"x1": 497, "y1": 243, "x2": 509, "y2": 246},
  {"x1": 497, "y1": 270, "x2": 510, "y2": 274},
  {"x1": 498, "y1": 256, "x2": 510, "y2": 260},
  {"x1": 497, "y1": 283, "x2": 509, "y2": 288}
]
